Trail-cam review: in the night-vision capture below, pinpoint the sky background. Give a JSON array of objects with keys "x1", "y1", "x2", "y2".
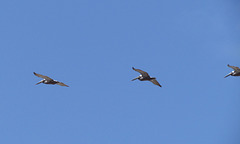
[{"x1": 0, "y1": 0, "x2": 240, "y2": 144}]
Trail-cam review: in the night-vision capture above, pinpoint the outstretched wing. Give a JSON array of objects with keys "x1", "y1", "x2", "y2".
[
  {"x1": 33, "y1": 72, "x2": 53, "y2": 80},
  {"x1": 56, "y1": 82, "x2": 69, "y2": 87},
  {"x1": 132, "y1": 67, "x2": 150, "y2": 77},
  {"x1": 228, "y1": 64, "x2": 240, "y2": 71},
  {"x1": 150, "y1": 79, "x2": 162, "y2": 87}
]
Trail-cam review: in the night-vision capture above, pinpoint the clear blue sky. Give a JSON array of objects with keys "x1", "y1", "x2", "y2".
[{"x1": 1, "y1": 0, "x2": 240, "y2": 144}]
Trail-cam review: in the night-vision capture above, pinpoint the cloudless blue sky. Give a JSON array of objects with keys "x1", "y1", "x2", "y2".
[{"x1": 1, "y1": 0, "x2": 240, "y2": 144}]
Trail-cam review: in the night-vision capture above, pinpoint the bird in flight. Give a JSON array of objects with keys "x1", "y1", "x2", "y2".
[
  {"x1": 33, "y1": 72, "x2": 69, "y2": 87},
  {"x1": 224, "y1": 64, "x2": 240, "y2": 78},
  {"x1": 132, "y1": 67, "x2": 162, "y2": 87}
]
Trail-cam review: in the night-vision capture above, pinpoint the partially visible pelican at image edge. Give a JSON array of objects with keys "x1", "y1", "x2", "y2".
[{"x1": 224, "y1": 64, "x2": 240, "y2": 78}]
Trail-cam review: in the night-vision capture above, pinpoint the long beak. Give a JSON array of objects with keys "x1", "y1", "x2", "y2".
[
  {"x1": 224, "y1": 72, "x2": 232, "y2": 78},
  {"x1": 35, "y1": 80, "x2": 43, "y2": 85},
  {"x1": 131, "y1": 76, "x2": 140, "y2": 81}
]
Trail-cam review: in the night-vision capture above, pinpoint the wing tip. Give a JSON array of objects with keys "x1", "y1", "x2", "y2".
[
  {"x1": 33, "y1": 72, "x2": 37, "y2": 76},
  {"x1": 57, "y1": 82, "x2": 69, "y2": 87}
]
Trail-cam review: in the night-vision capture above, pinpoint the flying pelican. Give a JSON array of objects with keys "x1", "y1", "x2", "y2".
[
  {"x1": 132, "y1": 67, "x2": 162, "y2": 87},
  {"x1": 33, "y1": 72, "x2": 69, "y2": 87},
  {"x1": 224, "y1": 64, "x2": 240, "y2": 78}
]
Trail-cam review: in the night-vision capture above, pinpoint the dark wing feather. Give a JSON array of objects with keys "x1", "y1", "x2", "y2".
[
  {"x1": 33, "y1": 72, "x2": 53, "y2": 80},
  {"x1": 56, "y1": 82, "x2": 69, "y2": 87},
  {"x1": 150, "y1": 79, "x2": 162, "y2": 87},
  {"x1": 132, "y1": 67, "x2": 150, "y2": 77},
  {"x1": 228, "y1": 64, "x2": 240, "y2": 71}
]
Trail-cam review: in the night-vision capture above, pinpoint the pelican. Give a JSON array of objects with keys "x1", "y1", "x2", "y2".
[
  {"x1": 33, "y1": 72, "x2": 69, "y2": 87},
  {"x1": 132, "y1": 67, "x2": 162, "y2": 87},
  {"x1": 224, "y1": 64, "x2": 240, "y2": 78}
]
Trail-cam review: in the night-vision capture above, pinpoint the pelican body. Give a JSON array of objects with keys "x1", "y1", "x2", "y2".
[
  {"x1": 33, "y1": 72, "x2": 69, "y2": 87},
  {"x1": 132, "y1": 75, "x2": 156, "y2": 81},
  {"x1": 224, "y1": 64, "x2": 240, "y2": 78},
  {"x1": 37, "y1": 79, "x2": 59, "y2": 85},
  {"x1": 132, "y1": 67, "x2": 162, "y2": 87}
]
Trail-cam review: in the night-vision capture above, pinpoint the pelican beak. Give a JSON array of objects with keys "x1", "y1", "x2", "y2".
[
  {"x1": 224, "y1": 72, "x2": 233, "y2": 78},
  {"x1": 35, "y1": 80, "x2": 44, "y2": 85},
  {"x1": 131, "y1": 76, "x2": 139, "y2": 81}
]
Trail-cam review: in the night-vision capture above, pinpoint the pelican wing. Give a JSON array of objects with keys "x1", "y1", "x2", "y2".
[
  {"x1": 132, "y1": 67, "x2": 150, "y2": 77},
  {"x1": 56, "y1": 82, "x2": 69, "y2": 87},
  {"x1": 228, "y1": 64, "x2": 240, "y2": 71},
  {"x1": 33, "y1": 72, "x2": 53, "y2": 80},
  {"x1": 150, "y1": 79, "x2": 162, "y2": 87}
]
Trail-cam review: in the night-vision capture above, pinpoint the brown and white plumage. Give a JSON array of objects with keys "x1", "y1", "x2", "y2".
[
  {"x1": 33, "y1": 72, "x2": 69, "y2": 87},
  {"x1": 132, "y1": 67, "x2": 162, "y2": 87},
  {"x1": 224, "y1": 64, "x2": 240, "y2": 78}
]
